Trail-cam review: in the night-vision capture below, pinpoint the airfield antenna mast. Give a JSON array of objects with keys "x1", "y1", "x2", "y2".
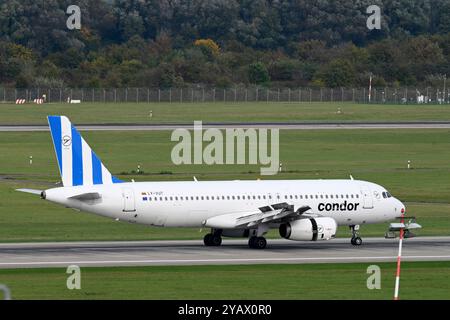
[{"x1": 393, "y1": 213, "x2": 405, "y2": 300}]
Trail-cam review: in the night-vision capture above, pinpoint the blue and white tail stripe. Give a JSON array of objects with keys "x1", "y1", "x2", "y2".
[{"x1": 47, "y1": 116, "x2": 122, "y2": 187}]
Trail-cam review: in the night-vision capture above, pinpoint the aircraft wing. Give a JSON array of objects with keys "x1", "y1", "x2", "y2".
[{"x1": 204, "y1": 203, "x2": 311, "y2": 229}]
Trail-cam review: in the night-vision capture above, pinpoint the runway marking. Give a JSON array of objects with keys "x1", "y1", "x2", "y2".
[{"x1": 1, "y1": 255, "x2": 449, "y2": 267}]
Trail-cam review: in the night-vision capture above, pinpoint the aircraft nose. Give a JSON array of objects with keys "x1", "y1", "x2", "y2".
[{"x1": 396, "y1": 199, "x2": 406, "y2": 215}]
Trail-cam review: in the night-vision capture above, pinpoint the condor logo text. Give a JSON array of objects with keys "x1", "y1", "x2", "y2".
[{"x1": 318, "y1": 201, "x2": 360, "y2": 212}]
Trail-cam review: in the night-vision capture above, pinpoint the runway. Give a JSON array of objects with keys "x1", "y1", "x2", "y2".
[
  {"x1": 2, "y1": 121, "x2": 450, "y2": 131},
  {"x1": 0, "y1": 236, "x2": 449, "y2": 269}
]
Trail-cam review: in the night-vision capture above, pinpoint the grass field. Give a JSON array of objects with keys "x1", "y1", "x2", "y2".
[
  {"x1": 0, "y1": 261, "x2": 448, "y2": 299},
  {"x1": 1, "y1": 102, "x2": 450, "y2": 124},
  {"x1": 0, "y1": 129, "x2": 449, "y2": 242}
]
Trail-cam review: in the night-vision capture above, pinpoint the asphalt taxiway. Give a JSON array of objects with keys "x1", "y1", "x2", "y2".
[{"x1": 0, "y1": 236, "x2": 449, "y2": 269}]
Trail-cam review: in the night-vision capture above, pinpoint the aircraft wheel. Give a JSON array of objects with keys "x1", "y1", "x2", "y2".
[
  {"x1": 211, "y1": 235, "x2": 222, "y2": 246},
  {"x1": 248, "y1": 236, "x2": 257, "y2": 248},
  {"x1": 249, "y1": 236, "x2": 266, "y2": 249},
  {"x1": 351, "y1": 237, "x2": 362, "y2": 246},
  {"x1": 255, "y1": 237, "x2": 267, "y2": 249},
  {"x1": 203, "y1": 233, "x2": 213, "y2": 246}
]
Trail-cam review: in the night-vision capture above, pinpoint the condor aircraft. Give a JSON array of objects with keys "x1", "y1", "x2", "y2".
[{"x1": 18, "y1": 116, "x2": 407, "y2": 249}]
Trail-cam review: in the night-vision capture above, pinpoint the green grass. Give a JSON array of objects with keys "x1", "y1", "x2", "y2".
[
  {"x1": 1, "y1": 102, "x2": 450, "y2": 124},
  {"x1": 0, "y1": 129, "x2": 449, "y2": 242},
  {"x1": 1, "y1": 262, "x2": 448, "y2": 299}
]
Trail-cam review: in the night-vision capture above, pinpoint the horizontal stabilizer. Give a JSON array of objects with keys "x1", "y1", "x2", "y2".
[
  {"x1": 68, "y1": 192, "x2": 101, "y2": 201},
  {"x1": 16, "y1": 189, "x2": 42, "y2": 195}
]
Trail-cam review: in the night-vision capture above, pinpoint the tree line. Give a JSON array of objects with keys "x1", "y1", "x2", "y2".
[{"x1": 0, "y1": 0, "x2": 449, "y2": 88}]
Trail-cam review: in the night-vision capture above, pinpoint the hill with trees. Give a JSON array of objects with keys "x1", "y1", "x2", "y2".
[{"x1": 0, "y1": 0, "x2": 449, "y2": 88}]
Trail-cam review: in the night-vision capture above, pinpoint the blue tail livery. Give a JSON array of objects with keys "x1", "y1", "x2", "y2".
[{"x1": 47, "y1": 116, "x2": 122, "y2": 187}]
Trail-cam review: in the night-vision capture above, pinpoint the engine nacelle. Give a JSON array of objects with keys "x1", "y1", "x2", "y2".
[{"x1": 279, "y1": 217, "x2": 337, "y2": 241}]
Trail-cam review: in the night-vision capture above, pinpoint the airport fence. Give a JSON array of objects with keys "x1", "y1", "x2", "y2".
[{"x1": 0, "y1": 87, "x2": 449, "y2": 104}]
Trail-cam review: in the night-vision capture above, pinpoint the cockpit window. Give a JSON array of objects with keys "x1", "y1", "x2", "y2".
[{"x1": 382, "y1": 191, "x2": 392, "y2": 198}]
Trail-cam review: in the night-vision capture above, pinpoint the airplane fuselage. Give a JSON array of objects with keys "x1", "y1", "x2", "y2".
[{"x1": 43, "y1": 179, "x2": 404, "y2": 229}]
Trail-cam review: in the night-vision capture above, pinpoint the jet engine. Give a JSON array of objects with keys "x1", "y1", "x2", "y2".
[{"x1": 279, "y1": 217, "x2": 337, "y2": 241}]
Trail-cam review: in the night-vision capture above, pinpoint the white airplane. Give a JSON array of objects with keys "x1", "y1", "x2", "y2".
[{"x1": 18, "y1": 116, "x2": 408, "y2": 249}]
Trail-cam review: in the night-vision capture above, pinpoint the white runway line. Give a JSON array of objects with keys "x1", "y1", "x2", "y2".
[{"x1": 1, "y1": 255, "x2": 450, "y2": 268}]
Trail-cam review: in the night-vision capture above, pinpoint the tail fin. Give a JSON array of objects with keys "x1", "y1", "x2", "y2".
[{"x1": 47, "y1": 116, "x2": 122, "y2": 187}]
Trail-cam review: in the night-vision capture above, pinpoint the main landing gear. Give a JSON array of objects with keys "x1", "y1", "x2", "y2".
[
  {"x1": 350, "y1": 225, "x2": 362, "y2": 246},
  {"x1": 248, "y1": 226, "x2": 269, "y2": 249},
  {"x1": 203, "y1": 229, "x2": 222, "y2": 246},
  {"x1": 248, "y1": 236, "x2": 267, "y2": 249},
  {"x1": 203, "y1": 227, "x2": 269, "y2": 249}
]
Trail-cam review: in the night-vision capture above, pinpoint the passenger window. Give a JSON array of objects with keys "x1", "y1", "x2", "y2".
[
  {"x1": 268, "y1": 195, "x2": 272, "y2": 199},
  {"x1": 263, "y1": 195, "x2": 266, "y2": 199}
]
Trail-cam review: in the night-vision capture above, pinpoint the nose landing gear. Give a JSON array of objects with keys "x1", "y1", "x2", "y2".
[{"x1": 350, "y1": 225, "x2": 362, "y2": 246}]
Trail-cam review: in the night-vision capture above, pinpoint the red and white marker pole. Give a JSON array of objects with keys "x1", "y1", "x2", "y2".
[{"x1": 394, "y1": 212, "x2": 405, "y2": 300}]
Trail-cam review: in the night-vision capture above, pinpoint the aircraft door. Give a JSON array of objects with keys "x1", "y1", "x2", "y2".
[
  {"x1": 360, "y1": 185, "x2": 373, "y2": 209},
  {"x1": 122, "y1": 188, "x2": 136, "y2": 212}
]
